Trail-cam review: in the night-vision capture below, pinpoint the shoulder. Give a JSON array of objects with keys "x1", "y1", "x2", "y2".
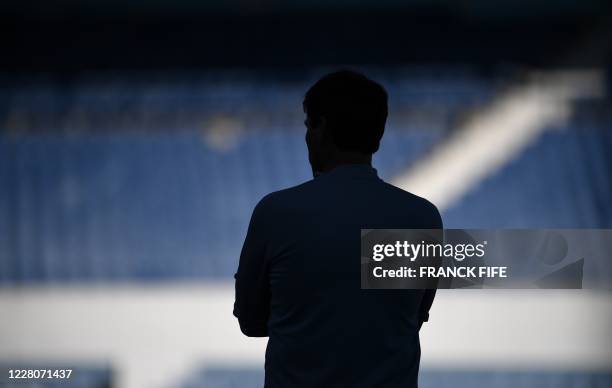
[
  {"x1": 380, "y1": 181, "x2": 443, "y2": 228},
  {"x1": 252, "y1": 180, "x2": 315, "y2": 216}
]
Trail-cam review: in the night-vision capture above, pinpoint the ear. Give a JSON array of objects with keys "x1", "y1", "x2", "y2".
[
  {"x1": 319, "y1": 118, "x2": 337, "y2": 148},
  {"x1": 311, "y1": 116, "x2": 326, "y2": 131}
]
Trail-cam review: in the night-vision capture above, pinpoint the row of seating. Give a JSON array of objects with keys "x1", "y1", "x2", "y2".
[
  {"x1": 0, "y1": 127, "x2": 440, "y2": 283},
  {"x1": 0, "y1": 70, "x2": 498, "y2": 133}
]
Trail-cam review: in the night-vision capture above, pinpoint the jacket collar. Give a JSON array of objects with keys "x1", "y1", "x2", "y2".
[{"x1": 315, "y1": 164, "x2": 379, "y2": 180}]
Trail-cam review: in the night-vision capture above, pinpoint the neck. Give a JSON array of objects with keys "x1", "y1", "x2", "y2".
[{"x1": 319, "y1": 152, "x2": 372, "y2": 173}]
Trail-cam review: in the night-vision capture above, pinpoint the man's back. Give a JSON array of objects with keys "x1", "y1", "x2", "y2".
[{"x1": 234, "y1": 164, "x2": 442, "y2": 388}]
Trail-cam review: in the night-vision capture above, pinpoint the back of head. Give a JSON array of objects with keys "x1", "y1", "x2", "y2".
[{"x1": 303, "y1": 70, "x2": 388, "y2": 155}]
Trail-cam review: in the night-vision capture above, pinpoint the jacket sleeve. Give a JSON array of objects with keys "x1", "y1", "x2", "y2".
[{"x1": 233, "y1": 199, "x2": 271, "y2": 337}]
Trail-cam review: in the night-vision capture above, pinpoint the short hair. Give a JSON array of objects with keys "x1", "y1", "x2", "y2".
[{"x1": 303, "y1": 70, "x2": 388, "y2": 154}]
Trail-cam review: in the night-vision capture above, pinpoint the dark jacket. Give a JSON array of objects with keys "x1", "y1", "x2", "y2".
[{"x1": 234, "y1": 164, "x2": 442, "y2": 388}]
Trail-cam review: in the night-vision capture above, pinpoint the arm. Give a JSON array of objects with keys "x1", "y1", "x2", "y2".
[
  {"x1": 233, "y1": 199, "x2": 272, "y2": 337},
  {"x1": 418, "y1": 289, "x2": 436, "y2": 330},
  {"x1": 419, "y1": 205, "x2": 443, "y2": 330}
]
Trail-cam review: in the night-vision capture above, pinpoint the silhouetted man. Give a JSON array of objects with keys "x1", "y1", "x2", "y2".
[{"x1": 234, "y1": 70, "x2": 442, "y2": 388}]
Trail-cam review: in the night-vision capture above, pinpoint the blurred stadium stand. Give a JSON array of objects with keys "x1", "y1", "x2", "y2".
[
  {"x1": 0, "y1": 71, "x2": 498, "y2": 283},
  {"x1": 0, "y1": 70, "x2": 498, "y2": 133},
  {"x1": 443, "y1": 102, "x2": 612, "y2": 228},
  {"x1": 1, "y1": 72, "x2": 611, "y2": 283},
  {"x1": 179, "y1": 368, "x2": 612, "y2": 388}
]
